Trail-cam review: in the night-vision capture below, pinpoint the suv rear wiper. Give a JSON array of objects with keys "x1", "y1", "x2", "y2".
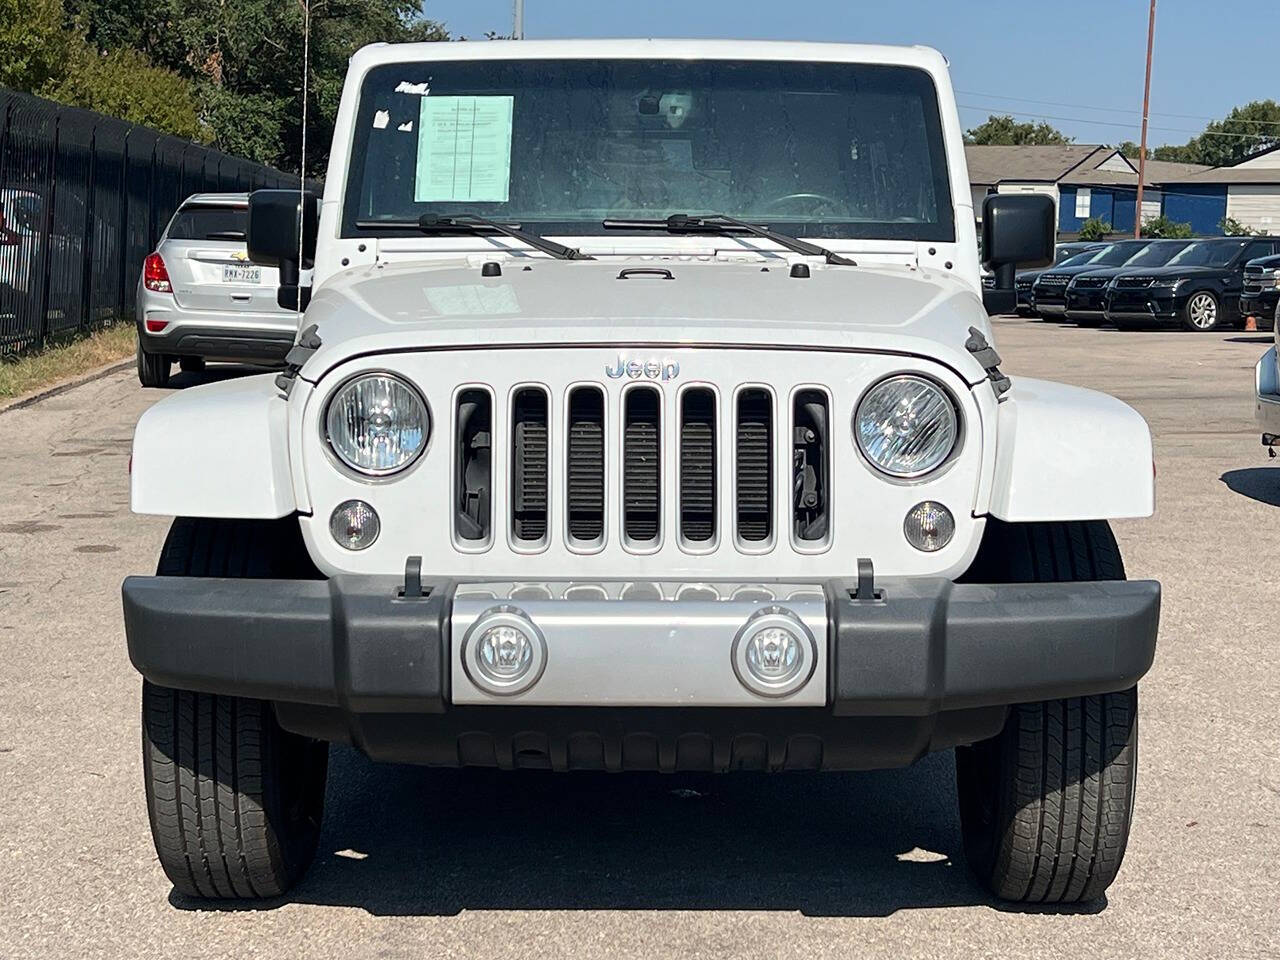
[
  {"x1": 602, "y1": 213, "x2": 857, "y2": 266},
  {"x1": 354, "y1": 213, "x2": 594, "y2": 261}
]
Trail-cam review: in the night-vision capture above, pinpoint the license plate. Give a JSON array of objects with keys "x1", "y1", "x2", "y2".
[{"x1": 222, "y1": 264, "x2": 261, "y2": 284}]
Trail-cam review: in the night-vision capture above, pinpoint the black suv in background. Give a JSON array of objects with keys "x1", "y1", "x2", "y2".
[
  {"x1": 1063, "y1": 239, "x2": 1194, "y2": 326},
  {"x1": 1032, "y1": 239, "x2": 1152, "y2": 319},
  {"x1": 1241, "y1": 253, "x2": 1280, "y2": 331},
  {"x1": 982, "y1": 241, "x2": 1105, "y2": 314},
  {"x1": 1106, "y1": 236, "x2": 1280, "y2": 331}
]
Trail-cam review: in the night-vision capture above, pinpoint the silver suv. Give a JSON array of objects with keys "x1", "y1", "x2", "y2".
[{"x1": 135, "y1": 193, "x2": 298, "y2": 387}]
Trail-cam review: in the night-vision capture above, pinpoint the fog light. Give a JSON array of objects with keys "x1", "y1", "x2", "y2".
[
  {"x1": 477, "y1": 625, "x2": 533, "y2": 680},
  {"x1": 462, "y1": 607, "x2": 546, "y2": 696},
  {"x1": 732, "y1": 608, "x2": 817, "y2": 698},
  {"x1": 329, "y1": 499, "x2": 380, "y2": 550},
  {"x1": 904, "y1": 501, "x2": 954, "y2": 552}
]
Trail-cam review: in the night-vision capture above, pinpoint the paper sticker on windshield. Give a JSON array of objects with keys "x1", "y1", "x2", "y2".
[{"x1": 415, "y1": 96, "x2": 514, "y2": 203}]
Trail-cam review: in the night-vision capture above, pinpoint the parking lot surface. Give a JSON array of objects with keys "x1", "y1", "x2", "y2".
[{"x1": 1, "y1": 318, "x2": 1278, "y2": 959}]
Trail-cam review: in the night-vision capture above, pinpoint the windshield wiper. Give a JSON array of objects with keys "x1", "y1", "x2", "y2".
[
  {"x1": 602, "y1": 213, "x2": 857, "y2": 266},
  {"x1": 354, "y1": 213, "x2": 594, "y2": 261}
]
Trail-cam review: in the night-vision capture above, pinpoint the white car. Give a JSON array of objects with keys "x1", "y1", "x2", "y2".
[
  {"x1": 0, "y1": 189, "x2": 43, "y2": 317},
  {"x1": 134, "y1": 193, "x2": 299, "y2": 387},
  {"x1": 121, "y1": 39, "x2": 1160, "y2": 904}
]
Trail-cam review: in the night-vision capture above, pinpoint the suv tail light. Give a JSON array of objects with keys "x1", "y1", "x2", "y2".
[{"x1": 143, "y1": 252, "x2": 171, "y2": 293}]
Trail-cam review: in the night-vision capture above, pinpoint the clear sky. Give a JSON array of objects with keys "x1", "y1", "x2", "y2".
[{"x1": 419, "y1": 0, "x2": 1274, "y2": 150}]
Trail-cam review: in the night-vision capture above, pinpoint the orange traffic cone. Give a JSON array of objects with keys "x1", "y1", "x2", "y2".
[{"x1": 1246, "y1": 315, "x2": 1259, "y2": 332}]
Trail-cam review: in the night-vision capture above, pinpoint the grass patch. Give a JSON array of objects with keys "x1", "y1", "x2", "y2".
[{"x1": 0, "y1": 323, "x2": 136, "y2": 401}]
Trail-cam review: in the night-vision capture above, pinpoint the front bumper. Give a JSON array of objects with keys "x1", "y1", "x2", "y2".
[
  {"x1": 1064, "y1": 287, "x2": 1108, "y2": 319},
  {"x1": 1031, "y1": 291, "x2": 1067, "y2": 316},
  {"x1": 1241, "y1": 290, "x2": 1279, "y2": 320},
  {"x1": 1256, "y1": 347, "x2": 1280, "y2": 434},
  {"x1": 1105, "y1": 288, "x2": 1182, "y2": 322},
  {"x1": 122, "y1": 574, "x2": 1160, "y2": 768}
]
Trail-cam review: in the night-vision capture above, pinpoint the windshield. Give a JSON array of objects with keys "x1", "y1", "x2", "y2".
[
  {"x1": 1089, "y1": 242, "x2": 1148, "y2": 267},
  {"x1": 1167, "y1": 240, "x2": 1247, "y2": 267},
  {"x1": 1124, "y1": 241, "x2": 1190, "y2": 268},
  {"x1": 342, "y1": 59, "x2": 955, "y2": 242},
  {"x1": 167, "y1": 205, "x2": 247, "y2": 241},
  {"x1": 1058, "y1": 250, "x2": 1100, "y2": 268}
]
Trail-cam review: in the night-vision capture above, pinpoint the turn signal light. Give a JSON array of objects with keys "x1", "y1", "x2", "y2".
[{"x1": 143, "y1": 252, "x2": 171, "y2": 293}]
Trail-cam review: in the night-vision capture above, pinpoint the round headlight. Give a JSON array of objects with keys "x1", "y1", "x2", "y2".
[
  {"x1": 325, "y1": 374, "x2": 428, "y2": 475},
  {"x1": 855, "y1": 375, "x2": 958, "y2": 478}
]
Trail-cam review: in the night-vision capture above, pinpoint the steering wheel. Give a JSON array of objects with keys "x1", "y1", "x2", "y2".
[{"x1": 760, "y1": 192, "x2": 847, "y2": 217}]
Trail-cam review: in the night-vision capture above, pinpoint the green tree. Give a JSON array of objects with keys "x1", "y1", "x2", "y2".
[
  {"x1": 1183, "y1": 100, "x2": 1280, "y2": 167},
  {"x1": 0, "y1": 0, "x2": 74, "y2": 93},
  {"x1": 1117, "y1": 140, "x2": 1146, "y2": 160},
  {"x1": 1077, "y1": 217, "x2": 1112, "y2": 241},
  {"x1": 1141, "y1": 216, "x2": 1193, "y2": 239},
  {"x1": 0, "y1": 0, "x2": 204, "y2": 139},
  {"x1": 64, "y1": 0, "x2": 450, "y2": 171},
  {"x1": 1220, "y1": 216, "x2": 1258, "y2": 237},
  {"x1": 1151, "y1": 143, "x2": 1199, "y2": 163},
  {"x1": 964, "y1": 114, "x2": 1073, "y2": 146},
  {"x1": 43, "y1": 46, "x2": 206, "y2": 140}
]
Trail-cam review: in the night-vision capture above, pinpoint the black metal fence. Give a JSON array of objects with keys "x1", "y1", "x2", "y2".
[{"x1": 0, "y1": 89, "x2": 301, "y2": 357}]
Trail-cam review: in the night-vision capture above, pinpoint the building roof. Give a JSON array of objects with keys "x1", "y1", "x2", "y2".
[
  {"x1": 964, "y1": 144, "x2": 1109, "y2": 184},
  {"x1": 1159, "y1": 166, "x2": 1280, "y2": 185}
]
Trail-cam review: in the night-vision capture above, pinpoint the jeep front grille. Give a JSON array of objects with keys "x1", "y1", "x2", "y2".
[
  {"x1": 458, "y1": 381, "x2": 841, "y2": 554},
  {"x1": 735, "y1": 388, "x2": 774, "y2": 543},
  {"x1": 565, "y1": 386, "x2": 605, "y2": 544},
  {"x1": 679, "y1": 388, "x2": 717, "y2": 543},
  {"x1": 622, "y1": 387, "x2": 661, "y2": 543},
  {"x1": 511, "y1": 387, "x2": 549, "y2": 543}
]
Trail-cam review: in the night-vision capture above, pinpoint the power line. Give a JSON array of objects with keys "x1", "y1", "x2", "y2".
[
  {"x1": 958, "y1": 103, "x2": 1280, "y2": 142},
  {"x1": 955, "y1": 89, "x2": 1280, "y2": 129}
]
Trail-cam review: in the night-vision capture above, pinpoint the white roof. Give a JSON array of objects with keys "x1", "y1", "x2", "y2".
[
  {"x1": 181, "y1": 192, "x2": 250, "y2": 206},
  {"x1": 349, "y1": 38, "x2": 948, "y2": 71}
]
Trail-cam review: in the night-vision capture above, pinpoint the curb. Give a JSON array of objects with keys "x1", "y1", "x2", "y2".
[{"x1": 0, "y1": 356, "x2": 134, "y2": 415}]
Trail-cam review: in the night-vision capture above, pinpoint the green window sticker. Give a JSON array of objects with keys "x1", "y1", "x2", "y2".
[{"x1": 415, "y1": 95, "x2": 514, "y2": 203}]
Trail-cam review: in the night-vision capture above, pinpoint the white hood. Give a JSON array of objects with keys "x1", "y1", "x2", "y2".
[{"x1": 299, "y1": 257, "x2": 992, "y2": 385}]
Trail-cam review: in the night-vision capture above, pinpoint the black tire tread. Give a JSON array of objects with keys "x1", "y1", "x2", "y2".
[
  {"x1": 143, "y1": 517, "x2": 325, "y2": 899},
  {"x1": 957, "y1": 519, "x2": 1138, "y2": 904},
  {"x1": 136, "y1": 342, "x2": 171, "y2": 388}
]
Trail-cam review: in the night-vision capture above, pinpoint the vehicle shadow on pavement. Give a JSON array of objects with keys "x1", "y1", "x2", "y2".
[
  {"x1": 169, "y1": 747, "x2": 1106, "y2": 918},
  {"x1": 1220, "y1": 467, "x2": 1280, "y2": 507},
  {"x1": 165, "y1": 364, "x2": 278, "y2": 390}
]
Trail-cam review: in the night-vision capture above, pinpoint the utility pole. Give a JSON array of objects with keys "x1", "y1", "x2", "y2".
[
  {"x1": 1134, "y1": 0, "x2": 1156, "y2": 238},
  {"x1": 513, "y1": 0, "x2": 524, "y2": 39}
]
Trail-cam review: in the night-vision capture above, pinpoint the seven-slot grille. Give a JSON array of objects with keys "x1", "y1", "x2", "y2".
[{"x1": 456, "y1": 384, "x2": 828, "y2": 552}]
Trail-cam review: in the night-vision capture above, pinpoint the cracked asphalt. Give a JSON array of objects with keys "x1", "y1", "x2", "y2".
[{"x1": 1, "y1": 318, "x2": 1278, "y2": 959}]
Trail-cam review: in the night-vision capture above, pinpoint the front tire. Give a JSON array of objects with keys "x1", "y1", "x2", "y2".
[
  {"x1": 956, "y1": 520, "x2": 1139, "y2": 904},
  {"x1": 141, "y1": 517, "x2": 326, "y2": 899},
  {"x1": 1181, "y1": 290, "x2": 1221, "y2": 332},
  {"x1": 136, "y1": 341, "x2": 171, "y2": 387},
  {"x1": 143, "y1": 683, "x2": 328, "y2": 899}
]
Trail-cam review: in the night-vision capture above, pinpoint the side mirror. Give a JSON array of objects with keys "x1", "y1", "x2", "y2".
[
  {"x1": 247, "y1": 189, "x2": 319, "y2": 311},
  {"x1": 980, "y1": 194, "x2": 1055, "y2": 316}
]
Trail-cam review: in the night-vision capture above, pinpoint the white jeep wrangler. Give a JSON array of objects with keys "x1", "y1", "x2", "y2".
[{"x1": 122, "y1": 39, "x2": 1160, "y2": 904}]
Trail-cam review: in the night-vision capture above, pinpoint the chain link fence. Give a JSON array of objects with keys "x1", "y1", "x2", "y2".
[{"x1": 0, "y1": 89, "x2": 302, "y2": 357}]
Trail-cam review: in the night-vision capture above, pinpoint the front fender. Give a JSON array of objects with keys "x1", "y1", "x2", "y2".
[
  {"x1": 988, "y1": 378, "x2": 1154, "y2": 522},
  {"x1": 131, "y1": 374, "x2": 296, "y2": 519}
]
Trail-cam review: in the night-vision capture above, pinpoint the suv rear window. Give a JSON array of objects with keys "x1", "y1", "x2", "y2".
[{"x1": 166, "y1": 205, "x2": 247, "y2": 241}]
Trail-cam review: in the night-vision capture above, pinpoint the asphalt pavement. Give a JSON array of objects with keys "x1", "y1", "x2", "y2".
[{"x1": 1, "y1": 318, "x2": 1277, "y2": 959}]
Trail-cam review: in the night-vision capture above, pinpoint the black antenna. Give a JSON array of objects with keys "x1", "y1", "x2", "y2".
[{"x1": 297, "y1": 0, "x2": 311, "y2": 314}]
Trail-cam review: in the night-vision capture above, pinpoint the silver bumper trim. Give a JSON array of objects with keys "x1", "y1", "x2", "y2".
[{"x1": 450, "y1": 581, "x2": 828, "y2": 706}]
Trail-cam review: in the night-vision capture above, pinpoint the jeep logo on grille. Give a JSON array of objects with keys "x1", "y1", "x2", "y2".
[{"x1": 604, "y1": 356, "x2": 680, "y2": 381}]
